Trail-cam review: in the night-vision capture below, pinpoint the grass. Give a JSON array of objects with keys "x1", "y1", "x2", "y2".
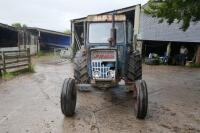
[
  {"x1": 35, "y1": 51, "x2": 58, "y2": 61},
  {"x1": 188, "y1": 63, "x2": 200, "y2": 68},
  {"x1": 36, "y1": 51, "x2": 55, "y2": 57},
  {"x1": 33, "y1": 51, "x2": 60, "y2": 64},
  {"x1": 2, "y1": 64, "x2": 35, "y2": 80},
  {"x1": 28, "y1": 64, "x2": 35, "y2": 73}
]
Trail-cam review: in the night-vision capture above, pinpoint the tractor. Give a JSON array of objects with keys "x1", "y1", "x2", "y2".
[{"x1": 60, "y1": 13, "x2": 148, "y2": 119}]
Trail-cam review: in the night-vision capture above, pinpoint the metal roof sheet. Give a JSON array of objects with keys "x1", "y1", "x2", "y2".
[
  {"x1": 0, "y1": 23, "x2": 17, "y2": 32},
  {"x1": 72, "y1": 4, "x2": 139, "y2": 23},
  {"x1": 27, "y1": 27, "x2": 70, "y2": 36}
]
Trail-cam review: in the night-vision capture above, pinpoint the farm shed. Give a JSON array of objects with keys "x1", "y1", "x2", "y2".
[
  {"x1": 27, "y1": 27, "x2": 71, "y2": 51},
  {"x1": 138, "y1": 4, "x2": 200, "y2": 64},
  {"x1": 0, "y1": 23, "x2": 18, "y2": 49},
  {"x1": 0, "y1": 23, "x2": 39, "y2": 55}
]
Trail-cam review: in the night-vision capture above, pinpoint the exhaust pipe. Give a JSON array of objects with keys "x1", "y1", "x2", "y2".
[{"x1": 110, "y1": 12, "x2": 117, "y2": 47}]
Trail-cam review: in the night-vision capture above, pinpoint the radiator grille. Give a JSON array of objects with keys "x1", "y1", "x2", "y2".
[
  {"x1": 91, "y1": 49, "x2": 116, "y2": 80},
  {"x1": 91, "y1": 61, "x2": 115, "y2": 80}
]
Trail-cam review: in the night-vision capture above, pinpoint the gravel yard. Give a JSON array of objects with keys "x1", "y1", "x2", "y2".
[{"x1": 0, "y1": 58, "x2": 200, "y2": 133}]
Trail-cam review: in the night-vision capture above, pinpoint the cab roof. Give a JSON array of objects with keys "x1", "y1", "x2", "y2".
[
  {"x1": 72, "y1": 4, "x2": 140, "y2": 23},
  {"x1": 86, "y1": 14, "x2": 126, "y2": 22}
]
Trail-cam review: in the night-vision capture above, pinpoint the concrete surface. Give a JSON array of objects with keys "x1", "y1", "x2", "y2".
[{"x1": 0, "y1": 58, "x2": 200, "y2": 133}]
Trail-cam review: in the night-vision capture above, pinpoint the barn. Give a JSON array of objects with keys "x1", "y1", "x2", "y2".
[
  {"x1": 0, "y1": 23, "x2": 39, "y2": 55},
  {"x1": 27, "y1": 27, "x2": 71, "y2": 51},
  {"x1": 138, "y1": 4, "x2": 200, "y2": 65},
  {"x1": 0, "y1": 23, "x2": 18, "y2": 50}
]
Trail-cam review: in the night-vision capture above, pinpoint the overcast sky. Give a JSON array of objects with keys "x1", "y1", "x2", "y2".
[{"x1": 0, "y1": 0, "x2": 148, "y2": 32}]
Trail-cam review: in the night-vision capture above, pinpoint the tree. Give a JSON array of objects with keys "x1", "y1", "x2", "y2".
[
  {"x1": 11, "y1": 23, "x2": 27, "y2": 30},
  {"x1": 64, "y1": 29, "x2": 71, "y2": 35},
  {"x1": 144, "y1": 0, "x2": 200, "y2": 31}
]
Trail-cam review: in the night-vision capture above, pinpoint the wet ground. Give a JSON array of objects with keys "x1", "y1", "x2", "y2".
[{"x1": 0, "y1": 57, "x2": 200, "y2": 133}]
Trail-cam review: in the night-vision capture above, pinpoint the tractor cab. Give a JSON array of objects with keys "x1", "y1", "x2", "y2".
[
  {"x1": 85, "y1": 14, "x2": 127, "y2": 87},
  {"x1": 86, "y1": 14, "x2": 126, "y2": 47}
]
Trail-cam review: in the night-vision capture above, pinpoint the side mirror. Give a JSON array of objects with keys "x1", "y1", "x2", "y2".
[{"x1": 108, "y1": 38, "x2": 112, "y2": 47}]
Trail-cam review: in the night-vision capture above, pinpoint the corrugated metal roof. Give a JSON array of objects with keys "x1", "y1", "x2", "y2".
[
  {"x1": 72, "y1": 4, "x2": 139, "y2": 23},
  {"x1": 27, "y1": 27, "x2": 70, "y2": 36},
  {"x1": 139, "y1": 4, "x2": 200, "y2": 43},
  {"x1": 0, "y1": 23, "x2": 17, "y2": 31},
  {"x1": 139, "y1": 12, "x2": 200, "y2": 43}
]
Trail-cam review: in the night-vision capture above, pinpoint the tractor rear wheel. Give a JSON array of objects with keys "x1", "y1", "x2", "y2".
[
  {"x1": 134, "y1": 80, "x2": 148, "y2": 119},
  {"x1": 74, "y1": 48, "x2": 89, "y2": 84},
  {"x1": 126, "y1": 51, "x2": 142, "y2": 82},
  {"x1": 61, "y1": 78, "x2": 77, "y2": 117}
]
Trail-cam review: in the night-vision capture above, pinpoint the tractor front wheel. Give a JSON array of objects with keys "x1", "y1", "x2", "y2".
[
  {"x1": 60, "y1": 78, "x2": 77, "y2": 117},
  {"x1": 134, "y1": 80, "x2": 148, "y2": 119}
]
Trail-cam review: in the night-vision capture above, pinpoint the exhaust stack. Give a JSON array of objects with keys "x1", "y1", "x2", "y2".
[{"x1": 110, "y1": 12, "x2": 117, "y2": 47}]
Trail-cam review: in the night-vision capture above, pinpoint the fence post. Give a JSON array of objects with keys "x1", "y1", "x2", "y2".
[
  {"x1": 2, "y1": 51, "x2": 6, "y2": 73},
  {"x1": 17, "y1": 50, "x2": 19, "y2": 64},
  {"x1": 27, "y1": 48, "x2": 31, "y2": 70}
]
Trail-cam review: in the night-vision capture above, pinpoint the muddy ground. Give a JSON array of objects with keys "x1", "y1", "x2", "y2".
[{"x1": 0, "y1": 57, "x2": 200, "y2": 133}]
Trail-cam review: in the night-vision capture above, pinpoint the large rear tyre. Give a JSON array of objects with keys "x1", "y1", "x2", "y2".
[
  {"x1": 61, "y1": 78, "x2": 77, "y2": 117},
  {"x1": 134, "y1": 80, "x2": 148, "y2": 119},
  {"x1": 74, "y1": 47, "x2": 89, "y2": 84},
  {"x1": 126, "y1": 51, "x2": 142, "y2": 82}
]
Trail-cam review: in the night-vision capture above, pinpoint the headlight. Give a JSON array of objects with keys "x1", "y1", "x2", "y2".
[
  {"x1": 93, "y1": 71, "x2": 100, "y2": 78},
  {"x1": 107, "y1": 70, "x2": 115, "y2": 79}
]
